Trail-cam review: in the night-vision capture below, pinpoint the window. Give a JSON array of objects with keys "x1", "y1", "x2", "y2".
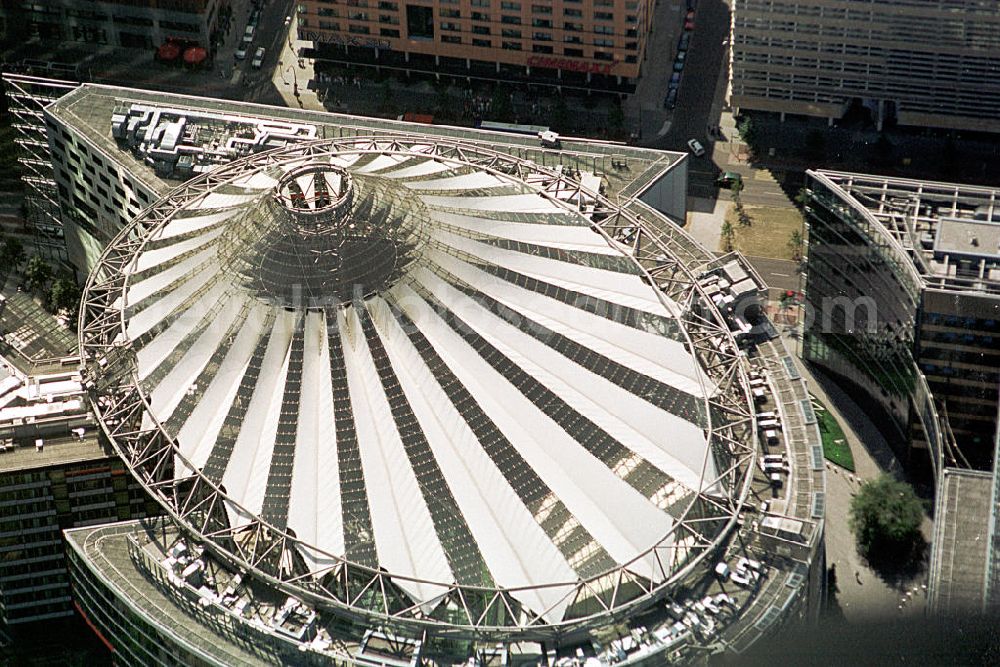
[
  {"x1": 564, "y1": 22, "x2": 582, "y2": 31},
  {"x1": 471, "y1": 11, "x2": 490, "y2": 20},
  {"x1": 440, "y1": 8, "x2": 460, "y2": 17},
  {"x1": 502, "y1": 40, "x2": 522, "y2": 50},
  {"x1": 407, "y1": 4, "x2": 434, "y2": 38},
  {"x1": 381, "y1": 28, "x2": 400, "y2": 36},
  {"x1": 564, "y1": 8, "x2": 582, "y2": 17},
  {"x1": 378, "y1": 1, "x2": 398, "y2": 9},
  {"x1": 472, "y1": 38, "x2": 491, "y2": 46},
  {"x1": 502, "y1": 27, "x2": 521, "y2": 37},
  {"x1": 564, "y1": 47, "x2": 583, "y2": 57},
  {"x1": 471, "y1": 0, "x2": 490, "y2": 5},
  {"x1": 594, "y1": 11, "x2": 614, "y2": 21},
  {"x1": 349, "y1": 11, "x2": 369, "y2": 20},
  {"x1": 501, "y1": 15, "x2": 521, "y2": 24},
  {"x1": 532, "y1": 31, "x2": 551, "y2": 41},
  {"x1": 349, "y1": 23, "x2": 370, "y2": 33},
  {"x1": 440, "y1": 21, "x2": 460, "y2": 31},
  {"x1": 531, "y1": 18, "x2": 551, "y2": 28},
  {"x1": 532, "y1": 44, "x2": 553, "y2": 53},
  {"x1": 594, "y1": 51, "x2": 613, "y2": 60},
  {"x1": 501, "y1": 1, "x2": 520, "y2": 9},
  {"x1": 442, "y1": 34, "x2": 461, "y2": 43},
  {"x1": 379, "y1": 13, "x2": 399, "y2": 23},
  {"x1": 472, "y1": 25, "x2": 491, "y2": 35},
  {"x1": 531, "y1": 5, "x2": 552, "y2": 15}
]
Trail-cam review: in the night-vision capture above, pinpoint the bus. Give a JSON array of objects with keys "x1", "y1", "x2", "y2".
[{"x1": 476, "y1": 120, "x2": 550, "y2": 136}]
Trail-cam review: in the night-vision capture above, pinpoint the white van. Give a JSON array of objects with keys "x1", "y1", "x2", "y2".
[{"x1": 244, "y1": 25, "x2": 255, "y2": 42}]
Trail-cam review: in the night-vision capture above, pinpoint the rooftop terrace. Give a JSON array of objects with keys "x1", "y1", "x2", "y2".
[{"x1": 810, "y1": 170, "x2": 1000, "y2": 296}]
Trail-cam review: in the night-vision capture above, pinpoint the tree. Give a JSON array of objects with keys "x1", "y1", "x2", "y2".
[
  {"x1": 608, "y1": 102, "x2": 626, "y2": 140},
  {"x1": 730, "y1": 176, "x2": 744, "y2": 206},
  {"x1": 377, "y1": 81, "x2": 396, "y2": 115},
  {"x1": 0, "y1": 236, "x2": 25, "y2": 269},
  {"x1": 804, "y1": 129, "x2": 826, "y2": 162},
  {"x1": 490, "y1": 84, "x2": 514, "y2": 122},
  {"x1": 737, "y1": 115, "x2": 756, "y2": 146},
  {"x1": 48, "y1": 277, "x2": 81, "y2": 316},
  {"x1": 871, "y1": 135, "x2": 894, "y2": 167},
  {"x1": 720, "y1": 219, "x2": 735, "y2": 252},
  {"x1": 788, "y1": 229, "x2": 805, "y2": 261},
  {"x1": 849, "y1": 474, "x2": 924, "y2": 569},
  {"x1": 551, "y1": 95, "x2": 569, "y2": 132},
  {"x1": 23, "y1": 254, "x2": 52, "y2": 292},
  {"x1": 794, "y1": 186, "x2": 811, "y2": 209}
]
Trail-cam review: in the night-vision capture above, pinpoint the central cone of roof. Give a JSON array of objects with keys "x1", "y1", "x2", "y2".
[{"x1": 217, "y1": 165, "x2": 425, "y2": 303}]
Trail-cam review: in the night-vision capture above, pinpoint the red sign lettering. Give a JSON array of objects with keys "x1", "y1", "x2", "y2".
[{"x1": 526, "y1": 55, "x2": 616, "y2": 75}]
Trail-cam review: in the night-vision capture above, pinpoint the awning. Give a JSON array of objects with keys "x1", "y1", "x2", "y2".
[
  {"x1": 158, "y1": 43, "x2": 180, "y2": 61},
  {"x1": 183, "y1": 47, "x2": 208, "y2": 65}
]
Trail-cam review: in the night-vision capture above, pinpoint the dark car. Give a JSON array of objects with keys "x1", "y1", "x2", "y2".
[
  {"x1": 716, "y1": 171, "x2": 743, "y2": 188},
  {"x1": 670, "y1": 72, "x2": 681, "y2": 87},
  {"x1": 678, "y1": 32, "x2": 691, "y2": 51},
  {"x1": 663, "y1": 88, "x2": 678, "y2": 109}
]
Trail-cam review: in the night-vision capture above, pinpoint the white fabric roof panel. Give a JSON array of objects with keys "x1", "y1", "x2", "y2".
[
  {"x1": 340, "y1": 306, "x2": 452, "y2": 608},
  {"x1": 109, "y1": 145, "x2": 737, "y2": 625}
]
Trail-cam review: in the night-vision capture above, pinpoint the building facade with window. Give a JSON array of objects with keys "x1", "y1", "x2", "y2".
[
  {"x1": 0, "y1": 0, "x2": 226, "y2": 51},
  {"x1": 296, "y1": 0, "x2": 654, "y2": 93},
  {"x1": 0, "y1": 439, "x2": 158, "y2": 635},
  {"x1": 803, "y1": 170, "x2": 1000, "y2": 473},
  {"x1": 731, "y1": 0, "x2": 1000, "y2": 133}
]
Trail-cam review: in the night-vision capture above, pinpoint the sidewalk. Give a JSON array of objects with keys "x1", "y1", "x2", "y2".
[
  {"x1": 684, "y1": 197, "x2": 728, "y2": 251},
  {"x1": 784, "y1": 335, "x2": 931, "y2": 621}
]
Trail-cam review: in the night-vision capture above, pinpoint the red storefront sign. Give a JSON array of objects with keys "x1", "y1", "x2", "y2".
[{"x1": 526, "y1": 55, "x2": 616, "y2": 75}]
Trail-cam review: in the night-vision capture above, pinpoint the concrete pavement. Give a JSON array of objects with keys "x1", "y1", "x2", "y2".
[{"x1": 784, "y1": 335, "x2": 932, "y2": 621}]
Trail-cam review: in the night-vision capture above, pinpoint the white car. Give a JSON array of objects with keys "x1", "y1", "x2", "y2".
[
  {"x1": 687, "y1": 138, "x2": 706, "y2": 157},
  {"x1": 251, "y1": 47, "x2": 265, "y2": 69},
  {"x1": 235, "y1": 45, "x2": 248, "y2": 60}
]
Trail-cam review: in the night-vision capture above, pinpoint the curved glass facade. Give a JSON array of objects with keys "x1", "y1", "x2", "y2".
[{"x1": 802, "y1": 176, "x2": 920, "y2": 448}]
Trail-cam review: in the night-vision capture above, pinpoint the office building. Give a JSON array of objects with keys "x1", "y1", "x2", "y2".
[
  {"x1": 803, "y1": 169, "x2": 1000, "y2": 614},
  {"x1": 0, "y1": 367, "x2": 157, "y2": 634},
  {"x1": 0, "y1": 0, "x2": 228, "y2": 51},
  {"x1": 731, "y1": 0, "x2": 1000, "y2": 133},
  {"x1": 296, "y1": 0, "x2": 654, "y2": 93},
  {"x1": 13, "y1": 83, "x2": 827, "y2": 662},
  {"x1": 803, "y1": 170, "x2": 1000, "y2": 472}
]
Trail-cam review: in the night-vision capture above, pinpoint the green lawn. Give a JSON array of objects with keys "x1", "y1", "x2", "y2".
[
  {"x1": 811, "y1": 395, "x2": 856, "y2": 471},
  {"x1": 722, "y1": 204, "x2": 805, "y2": 260}
]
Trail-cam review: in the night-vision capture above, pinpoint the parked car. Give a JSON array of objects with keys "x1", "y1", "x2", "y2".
[
  {"x1": 673, "y1": 59, "x2": 685, "y2": 72},
  {"x1": 678, "y1": 32, "x2": 691, "y2": 51},
  {"x1": 670, "y1": 72, "x2": 681, "y2": 86},
  {"x1": 716, "y1": 171, "x2": 743, "y2": 187},
  {"x1": 235, "y1": 45, "x2": 248, "y2": 60},
  {"x1": 687, "y1": 138, "x2": 706, "y2": 157},
  {"x1": 664, "y1": 88, "x2": 678, "y2": 109},
  {"x1": 684, "y1": 19, "x2": 695, "y2": 31},
  {"x1": 252, "y1": 47, "x2": 266, "y2": 68}
]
